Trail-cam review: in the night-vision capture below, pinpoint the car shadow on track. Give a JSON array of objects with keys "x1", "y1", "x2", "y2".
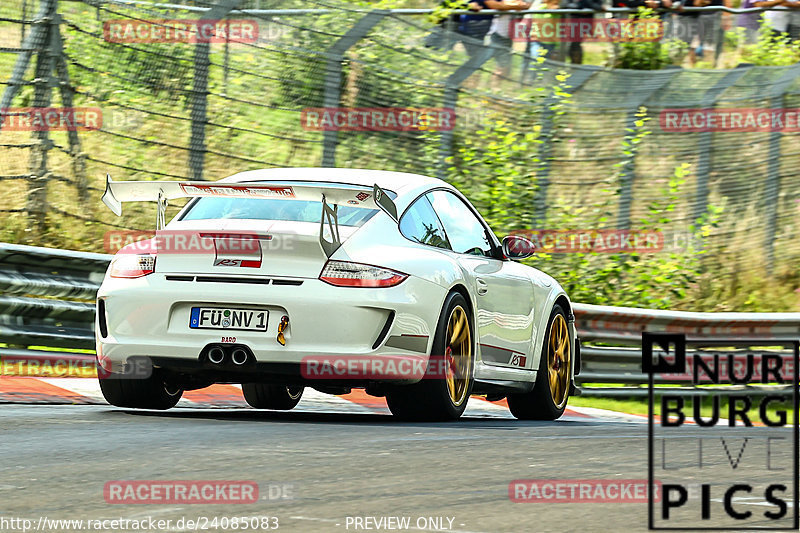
[{"x1": 104, "y1": 408, "x2": 600, "y2": 428}]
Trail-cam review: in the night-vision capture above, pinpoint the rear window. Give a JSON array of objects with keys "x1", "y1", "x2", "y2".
[{"x1": 180, "y1": 182, "x2": 396, "y2": 228}]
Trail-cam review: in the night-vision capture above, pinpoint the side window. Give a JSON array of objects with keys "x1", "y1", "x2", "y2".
[
  {"x1": 427, "y1": 190, "x2": 492, "y2": 256},
  {"x1": 399, "y1": 195, "x2": 451, "y2": 250}
]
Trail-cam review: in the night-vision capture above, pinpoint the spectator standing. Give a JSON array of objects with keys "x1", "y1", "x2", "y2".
[
  {"x1": 486, "y1": 0, "x2": 533, "y2": 86},
  {"x1": 737, "y1": 0, "x2": 762, "y2": 43},
  {"x1": 757, "y1": 0, "x2": 800, "y2": 38},
  {"x1": 561, "y1": 0, "x2": 605, "y2": 64},
  {"x1": 533, "y1": 0, "x2": 564, "y2": 60},
  {"x1": 673, "y1": 0, "x2": 728, "y2": 66},
  {"x1": 455, "y1": 1, "x2": 496, "y2": 58},
  {"x1": 790, "y1": 3, "x2": 800, "y2": 40}
]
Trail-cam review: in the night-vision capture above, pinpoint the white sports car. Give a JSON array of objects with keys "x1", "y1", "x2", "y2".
[{"x1": 96, "y1": 168, "x2": 579, "y2": 421}]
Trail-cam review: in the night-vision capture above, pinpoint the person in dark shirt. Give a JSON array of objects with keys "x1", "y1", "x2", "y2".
[
  {"x1": 561, "y1": 0, "x2": 606, "y2": 63},
  {"x1": 456, "y1": 1, "x2": 496, "y2": 57}
]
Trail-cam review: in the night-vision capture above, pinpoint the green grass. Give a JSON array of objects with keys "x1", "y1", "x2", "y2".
[{"x1": 571, "y1": 391, "x2": 795, "y2": 423}]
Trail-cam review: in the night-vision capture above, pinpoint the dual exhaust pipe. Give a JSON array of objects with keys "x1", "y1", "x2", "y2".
[{"x1": 204, "y1": 344, "x2": 253, "y2": 366}]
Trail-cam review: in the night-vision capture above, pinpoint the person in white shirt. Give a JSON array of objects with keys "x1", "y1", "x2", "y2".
[
  {"x1": 485, "y1": 0, "x2": 532, "y2": 86},
  {"x1": 756, "y1": 0, "x2": 800, "y2": 37}
]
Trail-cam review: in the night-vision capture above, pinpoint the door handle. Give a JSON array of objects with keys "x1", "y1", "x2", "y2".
[{"x1": 476, "y1": 278, "x2": 488, "y2": 296}]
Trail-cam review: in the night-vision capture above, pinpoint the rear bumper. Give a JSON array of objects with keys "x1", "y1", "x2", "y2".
[{"x1": 96, "y1": 273, "x2": 445, "y2": 373}]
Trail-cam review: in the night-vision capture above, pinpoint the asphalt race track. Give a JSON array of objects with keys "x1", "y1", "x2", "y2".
[{"x1": 0, "y1": 381, "x2": 794, "y2": 533}]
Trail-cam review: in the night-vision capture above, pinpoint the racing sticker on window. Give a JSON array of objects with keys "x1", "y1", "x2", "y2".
[{"x1": 180, "y1": 183, "x2": 295, "y2": 198}]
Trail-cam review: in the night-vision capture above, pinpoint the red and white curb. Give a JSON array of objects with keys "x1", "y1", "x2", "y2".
[{"x1": 0, "y1": 376, "x2": 642, "y2": 422}]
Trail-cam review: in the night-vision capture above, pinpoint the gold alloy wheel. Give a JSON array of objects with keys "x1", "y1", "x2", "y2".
[
  {"x1": 547, "y1": 314, "x2": 571, "y2": 408},
  {"x1": 444, "y1": 305, "x2": 472, "y2": 407}
]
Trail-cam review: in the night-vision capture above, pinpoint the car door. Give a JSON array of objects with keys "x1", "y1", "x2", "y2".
[{"x1": 426, "y1": 190, "x2": 536, "y2": 370}]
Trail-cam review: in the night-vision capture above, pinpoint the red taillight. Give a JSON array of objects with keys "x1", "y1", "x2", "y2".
[
  {"x1": 109, "y1": 254, "x2": 156, "y2": 278},
  {"x1": 319, "y1": 260, "x2": 408, "y2": 288}
]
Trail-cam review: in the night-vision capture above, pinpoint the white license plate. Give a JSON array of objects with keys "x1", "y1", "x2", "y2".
[{"x1": 189, "y1": 307, "x2": 268, "y2": 331}]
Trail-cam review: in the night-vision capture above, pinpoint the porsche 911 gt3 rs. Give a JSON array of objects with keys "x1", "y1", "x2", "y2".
[{"x1": 96, "y1": 168, "x2": 579, "y2": 421}]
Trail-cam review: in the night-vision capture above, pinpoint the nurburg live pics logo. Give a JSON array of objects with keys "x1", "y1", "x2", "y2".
[{"x1": 643, "y1": 332, "x2": 799, "y2": 530}]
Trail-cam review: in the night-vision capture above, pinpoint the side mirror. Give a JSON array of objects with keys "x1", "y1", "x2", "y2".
[{"x1": 502, "y1": 235, "x2": 535, "y2": 260}]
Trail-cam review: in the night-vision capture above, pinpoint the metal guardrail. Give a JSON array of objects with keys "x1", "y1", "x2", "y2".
[
  {"x1": 1, "y1": 243, "x2": 797, "y2": 397},
  {"x1": 574, "y1": 303, "x2": 799, "y2": 396}
]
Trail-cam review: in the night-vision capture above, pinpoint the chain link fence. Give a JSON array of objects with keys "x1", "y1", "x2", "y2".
[{"x1": 1, "y1": 0, "x2": 799, "y2": 293}]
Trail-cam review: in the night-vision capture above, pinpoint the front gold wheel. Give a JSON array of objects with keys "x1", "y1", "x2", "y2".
[
  {"x1": 445, "y1": 305, "x2": 472, "y2": 407},
  {"x1": 547, "y1": 314, "x2": 570, "y2": 409},
  {"x1": 507, "y1": 304, "x2": 572, "y2": 420}
]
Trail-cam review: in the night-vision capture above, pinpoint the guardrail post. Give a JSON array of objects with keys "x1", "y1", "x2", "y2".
[
  {"x1": 26, "y1": 0, "x2": 58, "y2": 237},
  {"x1": 438, "y1": 46, "x2": 495, "y2": 180},
  {"x1": 615, "y1": 70, "x2": 679, "y2": 229},
  {"x1": 692, "y1": 65, "x2": 750, "y2": 223},
  {"x1": 0, "y1": 0, "x2": 53, "y2": 133},
  {"x1": 188, "y1": 0, "x2": 245, "y2": 181},
  {"x1": 531, "y1": 66, "x2": 596, "y2": 226},
  {"x1": 763, "y1": 64, "x2": 800, "y2": 272},
  {"x1": 321, "y1": 10, "x2": 389, "y2": 168}
]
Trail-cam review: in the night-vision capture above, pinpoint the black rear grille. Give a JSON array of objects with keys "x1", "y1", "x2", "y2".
[
  {"x1": 165, "y1": 275, "x2": 303, "y2": 286},
  {"x1": 271, "y1": 279, "x2": 303, "y2": 286},
  {"x1": 195, "y1": 276, "x2": 271, "y2": 285}
]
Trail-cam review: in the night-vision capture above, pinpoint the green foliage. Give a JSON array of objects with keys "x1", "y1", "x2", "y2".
[
  {"x1": 607, "y1": 8, "x2": 687, "y2": 70},
  {"x1": 741, "y1": 16, "x2": 800, "y2": 66},
  {"x1": 436, "y1": 97, "x2": 721, "y2": 309},
  {"x1": 429, "y1": 0, "x2": 469, "y2": 25}
]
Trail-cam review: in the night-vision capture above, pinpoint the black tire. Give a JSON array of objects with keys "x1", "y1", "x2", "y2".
[
  {"x1": 508, "y1": 304, "x2": 572, "y2": 420},
  {"x1": 99, "y1": 372, "x2": 183, "y2": 410},
  {"x1": 242, "y1": 384, "x2": 304, "y2": 410},
  {"x1": 386, "y1": 292, "x2": 474, "y2": 421}
]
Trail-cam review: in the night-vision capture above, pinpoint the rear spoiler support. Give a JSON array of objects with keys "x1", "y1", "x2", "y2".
[
  {"x1": 319, "y1": 194, "x2": 341, "y2": 258},
  {"x1": 373, "y1": 183, "x2": 398, "y2": 222},
  {"x1": 157, "y1": 190, "x2": 168, "y2": 230}
]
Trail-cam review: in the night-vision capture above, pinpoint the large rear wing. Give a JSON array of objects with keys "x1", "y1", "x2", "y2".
[{"x1": 101, "y1": 175, "x2": 399, "y2": 257}]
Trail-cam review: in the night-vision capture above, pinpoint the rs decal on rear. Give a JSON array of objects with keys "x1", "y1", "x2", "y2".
[
  {"x1": 212, "y1": 235, "x2": 262, "y2": 268},
  {"x1": 510, "y1": 354, "x2": 527, "y2": 367}
]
